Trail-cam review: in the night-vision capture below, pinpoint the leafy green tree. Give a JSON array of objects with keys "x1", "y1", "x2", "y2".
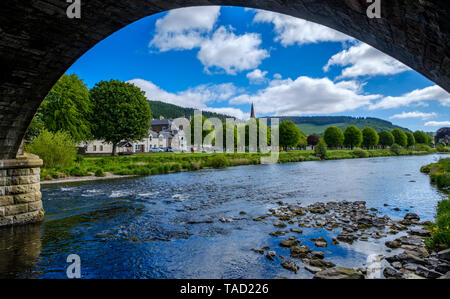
[
  {"x1": 344, "y1": 125, "x2": 363, "y2": 149},
  {"x1": 279, "y1": 120, "x2": 302, "y2": 149},
  {"x1": 39, "y1": 74, "x2": 93, "y2": 142},
  {"x1": 405, "y1": 132, "x2": 416, "y2": 147},
  {"x1": 90, "y1": 80, "x2": 152, "y2": 155},
  {"x1": 413, "y1": 130, "x2": 428, "y2": 144},
  {"x1": 391, "y1": 129, "x2": 407, "y2": 147},
  {"x1": 25, "y1": 130, "x2": 77, "y2": 168},
  {"x1": 378, "y1": 130, "x2": 394, "y2": 148},
  {"x1": 314, "y1": 140, "x2": 327, "y2": 159},
  {"x1": 324, "y1": 126, "x2": 344, "y2": 148},
  {"x1": 307, "y1": 134, "x2": 320, "y2": 148},
  {"x1": 245, "y1": 119, "x2": 271, "y2": 148},
  {"x1": 24, "y1": 115, "x2": 46, "y2": 143},
  {"x1": 190, "y1": 114, "x2": 214, "y2": 148},
  {"x1": 361, "y1": 127, "x2": 379, "y2": 148}
]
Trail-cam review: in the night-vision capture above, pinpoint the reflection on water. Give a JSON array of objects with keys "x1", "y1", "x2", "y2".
[{"x1": 0, "y1": 154, "x2": 447, "y2": 278}]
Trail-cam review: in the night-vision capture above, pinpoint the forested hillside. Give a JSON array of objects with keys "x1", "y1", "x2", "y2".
[{"x1": 148, "y1": 101, "x2": 234, "y2": 121}]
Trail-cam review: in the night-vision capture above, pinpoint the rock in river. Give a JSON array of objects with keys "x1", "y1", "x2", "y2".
[
  {"x1": 404, "y1": 213, "x2": 420, "y2": 221},
  {"x1": 281, "y1": 260, "x2": 299, "y2": 273},
  {"x1": 314, "y1": 267, "x2": 364, "y2": 279},
  {"x1": 280, "y1": 239, "x2": 299, "y2": 247}
]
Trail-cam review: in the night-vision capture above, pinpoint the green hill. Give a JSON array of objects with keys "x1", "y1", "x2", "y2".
[
  {"x1": 268, "y1": 116, "x2": 410, "y2": 135},
  {"x1": 148, "y1": 100, "x2": 234, "y2": 121}
]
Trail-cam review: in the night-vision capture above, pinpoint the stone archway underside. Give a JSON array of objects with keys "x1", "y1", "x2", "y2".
[{"x1": 0, "y1": 0, "x2": 449, "y2": 159}]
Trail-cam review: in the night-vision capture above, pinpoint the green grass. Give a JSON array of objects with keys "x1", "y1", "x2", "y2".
[
  {"x1": 422, "y1": 158, "x2": 450, "y2": 250},
  {"x1": 40, "y1": 146, "x2": 436, "y2": 181}
]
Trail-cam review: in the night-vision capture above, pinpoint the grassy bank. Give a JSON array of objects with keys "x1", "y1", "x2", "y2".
[
  {"x1": 421, "y1": 158, "x2": 450, "y2": 250},
  {"x1": 40, "y1": 146, "x2": 436, "y2": 181}
]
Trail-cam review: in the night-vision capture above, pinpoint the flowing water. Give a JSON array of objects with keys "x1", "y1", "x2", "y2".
[{"x1": 0, "y1": 154, "x2": 447, "y2": 278}]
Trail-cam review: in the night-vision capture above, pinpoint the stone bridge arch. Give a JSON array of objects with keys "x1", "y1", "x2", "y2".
[{"x1": 0, "y1": 1, "x2": 449, "y2": 159}]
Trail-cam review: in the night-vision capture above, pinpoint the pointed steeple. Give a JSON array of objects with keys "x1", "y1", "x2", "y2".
[{"x1": 250, "y1": 102, "x2": 255, "y2": 119}]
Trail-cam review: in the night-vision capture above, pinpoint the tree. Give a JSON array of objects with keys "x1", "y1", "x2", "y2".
[
  {"x1": 222, "y1": 121, "x2": 238, "y2": 149},
  {"x1": 279, "y1": 120, "x2": 302, "y2": 149},
  {"x1": 39, "y1": 74, "x2": 93, "y2": 142},
  {"x1": 90, "y1": 80, "x2": 152, "y2": 155},
  {"x1": 413, "y1": 130, "x2": 428, "y2": 144},
  {"x1": 361, "y1": 127, "x2": 379, "y2": 148},
  {"x1": 344, "y1": 125, "x2": 362, "y2": 149},
  {"x1": 391, "y1": 129, "x2": 407, "y2": 147},
  {"x1": 405, "y1": 131, "x2": 415, "y2": 147},
  {"x1": 307, "y1": 134, "x2": 320, "y2": 149},
  {"x1": 378, "y1": 130, "x2": 394, "y2": 148},
  {"x1": 24, "y1": 115, "x2": 46, "y2": 143},
  {"x1": 324, "y1": 126, "x2": 344, "y2": 148},
  {"x1": 314, "y1": 140, "x2": 327, "y2": 160}
]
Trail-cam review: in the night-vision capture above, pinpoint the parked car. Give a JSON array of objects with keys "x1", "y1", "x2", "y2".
[
  {"x1": 149, "y1": 147, "x2": 159, "y2": 153},
  {"x1": 166, "y1": 147, "x2": 174, "y2": 152}
]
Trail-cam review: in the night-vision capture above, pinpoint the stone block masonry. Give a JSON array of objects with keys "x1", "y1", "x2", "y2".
[{"x1": 0, "y1": 153, "x2": 44, "y2": 227}]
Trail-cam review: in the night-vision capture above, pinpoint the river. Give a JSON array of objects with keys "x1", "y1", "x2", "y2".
[{"x1": 0, "y1": 154, "x2": 447, "y2": 278}]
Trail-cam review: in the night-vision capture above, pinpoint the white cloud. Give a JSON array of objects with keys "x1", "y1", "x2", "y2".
[
  {"x1": 389, "y1": 111, "x2": 437, "y2": 120},
  {"x1": 149, "y1": 6, "x2": 220, "y2": 51},
  {"x1": 252, "y1": 9, "x2": 352, "y2": 46},
  {"x1": 324, "y1": 42, "x2": 410, "y2": 78},
  {"x1": 370, "y1": 85, "x2": 450, "y2": 110},
  {"x1": 425, "y1": 121, "x2": 450, "y2": 127},
  {"x1": 197, "y1": 26, "x2": 269, "y2": 75},
  {"x1": 246, "y1": 69, "x2": 268, "y2": 84},
  {"x1": 273, "y1": 73, "x2": 282, "y2": 79},
  {"x1": 127, "y1": 78, "x2": 245, "y2": 119},
  {"x1": 230, "y1": 76, "x2": 380, "y2": 115}
]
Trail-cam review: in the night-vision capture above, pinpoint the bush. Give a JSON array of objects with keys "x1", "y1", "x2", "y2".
[
  {"x1": 415, "y1": 143, "x2": 432, "y2": 152},
  {"x1": 390, "y1": 143, "x2": 403, "y2": 155},
  {"x1": 437, "y1": 143, "x2": 450, "y2": 152},
  {"x1": 69, "y1": 166, "x2": 89, "y2": 177},
  {"x1": 95, "y1": 169, "x2": 106, "y2": 177},
  {"x1": 352, "y1": 148, "x2": 369, "y2": 158},
  {"x1": 314, "y1": 140, "x2": 327, "y2": 159},
  {"x1": 426, "y1": 199, "x2": 450, "y2": 250},
  {"x1": 25, "y1": 130, "x2": 77, "y2": 168},
  {"x1": 209, "y1": 155, "x2": 228, "y2": 168}
]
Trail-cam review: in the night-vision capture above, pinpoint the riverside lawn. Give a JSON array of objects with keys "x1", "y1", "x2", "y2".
[{"x1": 40, "y1": 146, "x2": 437, "y2": 181}]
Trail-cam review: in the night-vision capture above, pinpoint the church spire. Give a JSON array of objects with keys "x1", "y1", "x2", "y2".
[{"x1": 250, "y1": 102, "x2": 255, "y2": 119}]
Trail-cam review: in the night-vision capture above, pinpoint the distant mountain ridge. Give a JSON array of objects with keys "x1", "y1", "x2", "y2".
[
  {"x1": 148, "y1": 101, "x2": 410, "y2": 135},
  {"x1": 148, "y1": 100, "x2": 234, "y2": 121},
  {"x1": 268, "y1": 116, "x2": 410, "y2": 135}
]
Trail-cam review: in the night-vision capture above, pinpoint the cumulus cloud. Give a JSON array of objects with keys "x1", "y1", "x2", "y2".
[
  {"x1": 230, "y1": 76, "x2": 381, "y2": 115},
  {"x1": 370, "y1": 85, "x2": 450, "y2": 110},
  {"x1": 246, "y1": 69, "x2": 268, "y2": 84},
  {"x1": 197, "y1": 26, "x2": 269, "y2": 75},
  {"x1": 425, "y1": 121, "x2": 450, "y2": 127},
  {"x1": 149, "y1": 6, "x2": 220, "y2": 51},
  {"x1": 389, "y1": 111, "x2": 437, "y2": 120},
  {"x1": 324, "y1": 42, "x2": 410, "y2": 78},
  {"x1": 252, "y1": 9, "x2": 352, "y2": 46},
  {"x1": 127, "y1": 78, "x2": 245, "y2": 119}
]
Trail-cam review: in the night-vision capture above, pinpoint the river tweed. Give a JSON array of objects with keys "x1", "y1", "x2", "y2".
[{"x1": 0, "y1": 154, "x2": 447, "y2": 279}]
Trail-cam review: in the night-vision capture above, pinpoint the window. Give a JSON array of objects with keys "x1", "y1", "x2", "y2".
[
  {"x1": 93, "y1": 145, "x2": 96, "y2": 151},
  {"x1": 100, "y1": 145, "x2": 103, "y2": 151},
  {"x1": 135, "y1": 145, "x2": 141, "y2": 151}
]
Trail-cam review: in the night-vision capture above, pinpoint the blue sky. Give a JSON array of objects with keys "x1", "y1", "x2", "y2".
[{"x1": 67, "y1": 6, "x2": 450, "y2": 132}]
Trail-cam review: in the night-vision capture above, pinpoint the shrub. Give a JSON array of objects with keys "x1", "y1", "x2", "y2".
[
  {"x1": 426, "y1": 199, "x2": 450, "y2": 250},
  {"x1": 95, "y1": 169, "x2": 106, "y2": 177},
  {"x1": 437, "y1": 143, "x2": 450, "y2": 153},
  {"x1": 171, "y1": 163, "x2": 181, "y2": 172},
  {"x1": 390, "y1": 143, "x2": 403, "y2": 155},
  {"x1": 209, "y1": 155, "x2": 228, "y2": 168},
  {"x1": 314, "y1": 140, "x2": 327, "y2": 160},
  {"x1": 69, "y1": 166, "x2": 89, "y2": 177},
  {"x1": 352, "y1": 148, "x2": 369, "y2": 158},
  {"x1": 25, "y1": 130, "x2": 77, "y2": 168},
  {"x1": 415, "y1": 143, "x2": 432, "y2": 152}
]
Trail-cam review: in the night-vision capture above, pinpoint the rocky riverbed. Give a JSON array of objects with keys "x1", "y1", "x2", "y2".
[{"x1": 250, "y1": 200, "x2": 450, "y2": 279}]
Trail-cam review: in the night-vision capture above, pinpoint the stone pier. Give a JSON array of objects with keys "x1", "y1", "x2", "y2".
[{"x1": 0, "y1": 154, "x2": 44, "y2": 227}]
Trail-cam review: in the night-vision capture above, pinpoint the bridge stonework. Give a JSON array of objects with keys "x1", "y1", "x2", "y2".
[{"x1": 0, "y1": 154, "x2": 44, "y2": 227}]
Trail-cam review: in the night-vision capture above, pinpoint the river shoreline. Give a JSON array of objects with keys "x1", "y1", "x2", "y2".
[{"x1": 40, "y1": 149, "x2": 444, "y2": 185}]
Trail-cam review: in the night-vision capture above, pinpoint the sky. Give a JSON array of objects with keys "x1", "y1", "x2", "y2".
[{"x1": 66, "y1": 6, "x2": 450, "y2": 132}]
